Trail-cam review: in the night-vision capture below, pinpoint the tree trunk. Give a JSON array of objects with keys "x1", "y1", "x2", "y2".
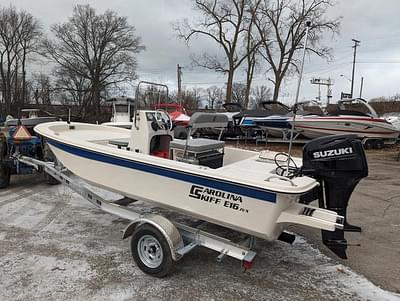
[
  {"x1": 34, "y1": 89, "x2": 39, "y2": 104},
  {"x1": 0, "y1": 57, "x2": 6, "y2": 115},
  {"x1": 226, "y1": 68, "x2": 234, "y2": 103},
  {"x1": 5, "y1": 56, "x2": 12, "y2": 113},
  {"x1": 14, "y1": 60, "x2": 19, "y2": 108},
  {"x1": 244, "y1": 54, "x2": 256, "y2": 109},
  {"x1": 93, "y1": 83, "x2": 101, "y2": 122},
  {"x1": 272, "y1": 76, "x2": 282, "y2": 102},
  {"x1": 21, "y1": 46, "x2": 27, "y2": 106}
]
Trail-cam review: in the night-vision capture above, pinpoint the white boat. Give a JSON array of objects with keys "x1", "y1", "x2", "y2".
[
  {"x1": 5, "y1": 109, "x2": 58, "y2": 127},
  {"x1": 102, "y1": 97, "x2": 134, "y2": 129},
  {"x1": 384, "y1": 113, "x2": 400, "y2": 131},
  {"x1": 293, "y1": 98, "x2": 400, "y2": 140},
  {"x1": 34, "y1": 109, "x2": 370, "y2": 260}
]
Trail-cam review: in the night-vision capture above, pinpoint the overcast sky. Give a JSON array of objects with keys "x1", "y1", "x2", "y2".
[{"x1": 5, "y1": 0, "x2": 400, "y2": 104}]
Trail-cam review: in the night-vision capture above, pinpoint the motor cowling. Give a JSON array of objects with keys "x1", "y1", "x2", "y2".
[{"x1": 301, "y1": 134, "x2": 368, "y2": 259}]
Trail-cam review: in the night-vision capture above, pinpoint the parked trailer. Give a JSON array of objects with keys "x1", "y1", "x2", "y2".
[
  {"x1": 0, "y1": 110, "x2": 59, "y2": 188},
  {"x1": 18, "y1": 156, "x2": 257, "y2": 277},
  {"x1": 252, "y1": 128, "x2": 398, "y2": 149}
]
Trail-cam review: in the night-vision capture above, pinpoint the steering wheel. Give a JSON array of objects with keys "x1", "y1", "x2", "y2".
[
  {"x1": 274, "y1": 152, "x2": 299, "y2": 178},
  {"x1": 155, "y1": 111, "x2": 173, "y2": 131}
]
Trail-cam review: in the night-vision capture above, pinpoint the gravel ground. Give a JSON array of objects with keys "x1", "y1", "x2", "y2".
[{"x1": 0, "y1": 145, "x2": 399, "y2": 301}]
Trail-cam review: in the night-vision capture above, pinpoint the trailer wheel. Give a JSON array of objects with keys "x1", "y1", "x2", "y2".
[
  {"x1": 363, "y1": 139, "x2": 374, "y2": 150},
  {"x1": 0, "y1": 142, "x2": 10, "y2": 189},
  {"x1": 130, "y1": 224, "x2": 174, "y2": 277},
  {"x1": 0, "y1": 163, "x2": 10, "y2": 189},
  {"x1": 373, "y1": 139, "x2": 384, "y2": 149}
]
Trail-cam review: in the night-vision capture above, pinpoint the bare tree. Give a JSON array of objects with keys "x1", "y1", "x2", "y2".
[
  {"x1": 231, "y1": 82, "x2": 247, "y2": 107},
  {"x1": 0, "y1": 6, "x2": 42, "y2": 113},
  {"x1": 206, "y1": 85, "x2": 224, "y2": 109},
  {"x1": 174, "y1": 0, "x2": 261, "y2": 102},
  {"x1": 42, "y1": 5, "x2": 144, "y2": 120},
  {"x1": 250, "y1": 84, "x2": 272, "y2": 108},
  {"x1": 19, "y1": 13, "x2": 42, "y2": 105},
  {"x1": 31, "y1": 72, "x2": 52, "y2": 105},
  {"x1": 255, "y1": 0, "x2": 340, "y2": 101},
  {"x1": 242, "y1": 2, "x2": 261, "y2": 108},
  {"x1": 181, "y1": 88, "x2": 203, "y2": 110}
]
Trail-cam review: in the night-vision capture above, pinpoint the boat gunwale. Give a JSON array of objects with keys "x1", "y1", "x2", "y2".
[{"x1": 35, "y1": 122, "x2": 318, "y2": 196}]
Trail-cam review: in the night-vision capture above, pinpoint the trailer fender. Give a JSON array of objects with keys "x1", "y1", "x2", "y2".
[{"x1": 122, "y1": 214, "x2": 184, "y2": 261}]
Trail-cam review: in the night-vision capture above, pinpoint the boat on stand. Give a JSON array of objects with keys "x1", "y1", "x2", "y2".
[
  {"x1": 254, "y1": 98, "x2": 399, "y2": 147},
  {"x1": 253, "y1": 100, "x2": 324, "y2": 139},
  {"x1": 294, "y1": 98, "x2": 400, "y2": 144}
]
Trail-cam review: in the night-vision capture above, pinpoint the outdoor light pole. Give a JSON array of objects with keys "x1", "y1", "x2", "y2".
[{"x1": 351, "y1": 39, "x2": 360, "y2": 98}]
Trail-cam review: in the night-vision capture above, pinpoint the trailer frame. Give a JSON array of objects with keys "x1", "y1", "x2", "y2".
[{"x1": 17, "y1": 155, "x2": 257, "y2": 277}]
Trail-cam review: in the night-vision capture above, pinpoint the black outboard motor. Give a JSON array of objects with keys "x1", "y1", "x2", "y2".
[{"x1": 301, "y1": 135, "x2": 368, "y2": 259}]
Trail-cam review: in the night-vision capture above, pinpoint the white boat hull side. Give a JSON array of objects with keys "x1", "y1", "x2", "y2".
[
  {"x1": 48, "y1": 141, "x2": 296, "y2": 240},
  {"x1": 291, "y1": 117, "x2": 400, "y2": 139}
]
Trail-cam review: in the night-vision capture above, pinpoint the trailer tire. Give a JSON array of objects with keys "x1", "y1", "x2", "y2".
[
  {"x1": 131, "y1": 224, "x2": 174, "y2": 278},
  {"x1": 0, "y1": 163, "x2": 10, "y2": 189},
  {"x1": 363, "y1": 139, "x2": 374, "y2": 150},
  {"x1": 373, "y1": 139, "x2": 384, "y2": 149},
  {"x1": 0, "y1": 142, "x2": 10, "y2": 189}
]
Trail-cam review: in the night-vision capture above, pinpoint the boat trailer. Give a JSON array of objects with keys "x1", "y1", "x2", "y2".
[{"x1": 17, "y1": 156, "x2": 258, "y2": 277}]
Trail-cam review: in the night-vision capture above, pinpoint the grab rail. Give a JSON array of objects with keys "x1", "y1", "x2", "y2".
[{"x1": 264, "y1": 175, "x2": 297, "y2": 187}]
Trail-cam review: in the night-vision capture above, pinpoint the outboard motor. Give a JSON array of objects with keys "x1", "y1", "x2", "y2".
[{"x1": 301, "y1": 135, "x2": 368, "y2": 259}]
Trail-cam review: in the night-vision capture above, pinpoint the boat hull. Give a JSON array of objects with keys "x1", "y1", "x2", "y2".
[
  {"x1": 47, "y1": 139, "x2": 296, "y2": 240},
  {"x1": 254, "y1": 116, "x2": 291, "y2": 138},
  {"x1": 292, "y1": 116, "x2": 400, "y2": 139}
]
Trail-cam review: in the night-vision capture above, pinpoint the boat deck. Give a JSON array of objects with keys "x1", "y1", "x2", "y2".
[
  {"x1": 36, "y1": 121, "x2": 317, "y2": 194},
  {"x1": 217, "y1": 150, "x2": 309, "y2": 190}
]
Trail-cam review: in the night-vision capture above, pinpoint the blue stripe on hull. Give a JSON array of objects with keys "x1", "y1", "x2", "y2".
[
  {"x1": 254, "y1": 120, "x2": 290, "y2": 129},
  {"x1": 48, "y1": 140, "x2": 277, "y2": 203}
]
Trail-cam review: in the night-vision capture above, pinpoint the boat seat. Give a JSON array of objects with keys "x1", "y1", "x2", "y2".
[
  {"x1": 170, "y1": 138, "x2": 224, "y2": 153},
  {"x1": 170, "y1": 138, "x2": 225, "y2": 168},
  {"x1": 169, "y1": 112, "x2": 228, "y2": 168}
]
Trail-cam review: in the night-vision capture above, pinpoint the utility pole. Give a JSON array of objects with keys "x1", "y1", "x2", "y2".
[
  {"x1": 351, "y1": 39, "x2": 360, "y2": 98},
  {"x1": 177, "y1": 64, "x2": 183, "y2": 105}
]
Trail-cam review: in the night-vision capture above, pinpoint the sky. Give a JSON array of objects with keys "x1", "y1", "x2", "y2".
[{"x1": 4, "y1": 0, "x2": 400, "y2": 104}]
